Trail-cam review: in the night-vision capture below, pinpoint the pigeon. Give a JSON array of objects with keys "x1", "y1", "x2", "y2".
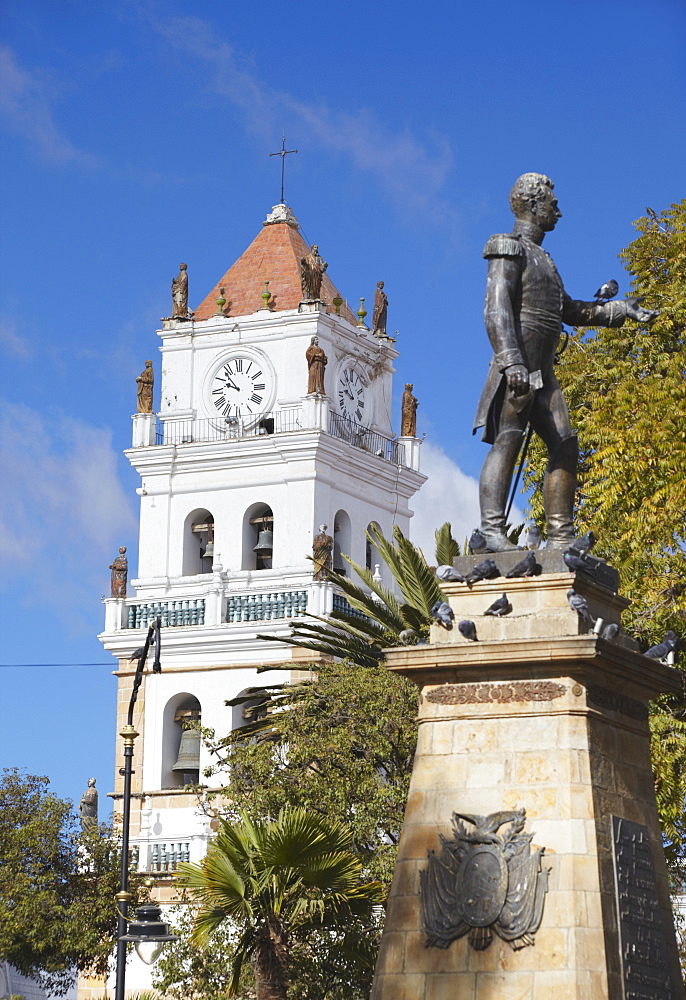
[
  {"x1": 569, "y1": 530, "x2": 596, "y2": 555},
  {"x1": 505, "y1": 551, "x2": 539, "y2": 579},
  {"x1": 564, "y1": 549, "x2": 590, "y2": 574},
  {"x1": 484, "y1": 593, "x2": 512, "y2": 617},
  {"x1": 431, "y1": 601, "x2": 454, "y2": 629},
  {"x1": 435, "y1": 564, "x2": 465, "y2": 583},
  {"x1": 526, "y1": 525, "x2": 542, "y2": 550},
  {"x1": 468, "y1": 529, "x2": 488, "y2": 554},
  {"x1": 644, "y1": 631, "x2": 678, "y2": 661},
  {"x1": 464, "y1": 558, "x2": 500, "y2": 585},
  {"x1": 567, "y1": 588, "x2": 591, "y2": 622},
  {"x1": 601, "y1": 622, "x2": 619, "y2": 640},
  {"x1": 398, "y1": 629, "x2": 417, "y2": 645},
  {"x1": 458, "y1": 619, "x2": 478, "y2": 641},
  {"x1": 594, "y1": 279, "x2": 618, "y2": 303}
]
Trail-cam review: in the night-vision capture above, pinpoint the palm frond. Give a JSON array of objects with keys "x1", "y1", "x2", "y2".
[
  {"x1": 435, "y1": 522, "x2": 460, "y2": 565},
  {"x1": 393, "y1": 525, "x2": 445, "y2": 614}
]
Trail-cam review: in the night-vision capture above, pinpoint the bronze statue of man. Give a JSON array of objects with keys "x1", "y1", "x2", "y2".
[
  {"x1": 474, "y1": 173, "x2": 657, "y2": 551},
  {"x1": 136, "y1": 360, "x2": 154, "y2": 413},
  {"x1": 312, "y1": 524, "x2": 334, "y2": 581},
  {"x1": 372, "y1": 281, "x2": 389, "y2": 336},
  {"x1": 401, "y1": 383, "x2": 418, "y2": 437},
  {"x1": 306, "y1": 336, "x2": 328, "y2": 395},
  {"x1": 79, "y1": 777, "x2": 98, "y2": 832},
  {"x1": 300, "y1": 244, "x2": 328, "y2": 301},
  {"x1": 109, "y1": 546, "x2": 128, "y2": 598},
  {"x1": 171, "y1": 262, "x2": 189, "y2": 318}
]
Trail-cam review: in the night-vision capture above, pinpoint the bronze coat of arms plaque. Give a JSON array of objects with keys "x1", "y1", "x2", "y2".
[{"x1": 420, "y1": 808, "x2": 550, "y2": 951}]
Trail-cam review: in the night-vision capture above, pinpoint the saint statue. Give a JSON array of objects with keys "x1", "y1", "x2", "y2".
[
  {"x1": 300, "y1": 244, "x2": 328, "y2": 301},
  {"x1": 79, "y1": 778, "x2": 98, "y2": 832},
  {"x1": 136, "y1": 360, "x2": 154, "y2": 413},
  {"x1": 474, "y1": 173, "x2": 658, "y2": 552},
  {"x1": 312, "y1": 525, "x2": 334, "y2": 581},
  {"x1": 306, "y1": 336, "x2": 328, "y2": 395},
  {"x1": 109, "y1": 546, "x2": 128, "y2": 598},
  {"x1": 171, "y1": 262, "x2": 189, "y2": 318},
  {"x1": 401, "y1": 383, "x2": 418, "y2": 437},
  {"x1": 372, "y1": 281, "x2": 389, "y2": 336}
]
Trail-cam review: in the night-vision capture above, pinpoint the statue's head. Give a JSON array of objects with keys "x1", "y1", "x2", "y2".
[
  {"x1": 312, "y1": 245, "x2": 319, "y2": 253},
  {"x1": 405, "y1": 383, "x2": 413, "y2": 391},
  {"x1": 145, "y1": 360, "x2": 152, "y2": 367},
  {"x1": 119, "y1": 546, "x2": 127, "y2": 554},
  {"x1": 377, "y1": 281, "x2": 384, "y2": 289},
  {"x1": 179, "y1": 263, "x2": 187, "y2": 270},
  {"x1": 311, "y1": 336, "x2": 318, "y2": 345},
  {"x1": 509, "y1": 173, "x2": 561, "y2": 231},
  {"x1": 319, "y1": 524, "x2": 328, "y2": 532},
  {"x1": 88, "y1": 777, "x2": 96, "y2": 787}
]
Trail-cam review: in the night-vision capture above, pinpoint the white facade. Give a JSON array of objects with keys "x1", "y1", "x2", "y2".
[{"x1": 97, "y1": 210, "x2": 425, "y2": 939}]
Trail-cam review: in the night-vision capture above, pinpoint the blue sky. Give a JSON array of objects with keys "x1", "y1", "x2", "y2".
[{"x1": 1, "y1": 0, "x2": 684, "y2": 808}]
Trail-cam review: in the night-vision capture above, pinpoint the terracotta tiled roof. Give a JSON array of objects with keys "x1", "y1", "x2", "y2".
[{"x1": 193, "y1": 214, "x2": 358, "y2": 325}]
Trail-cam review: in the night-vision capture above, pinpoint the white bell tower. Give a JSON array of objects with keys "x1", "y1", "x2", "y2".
[{"x1": 98, "y1": 201, "x2": 425, "y2": 938}]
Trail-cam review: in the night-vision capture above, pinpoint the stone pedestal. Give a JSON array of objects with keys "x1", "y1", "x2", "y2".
[{"x1": 371, "y1": 571, "x2": 684, "y2": 1000}]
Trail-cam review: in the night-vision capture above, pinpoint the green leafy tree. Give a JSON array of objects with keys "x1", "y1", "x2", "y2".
[
  {"x1": 523, "y1": 201, "x2": 686, "y2": 863},
  {"x1": 176, "y1": 807, "x2": 383, "y2": 1000},
  {"x1": 0, "y1": 768, "x2": 145, "y2": 995}
]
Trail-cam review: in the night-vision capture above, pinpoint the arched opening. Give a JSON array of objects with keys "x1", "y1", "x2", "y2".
[
  {"x1": 231, "y1": 687, "x2": 269, "y2": 732},
  {"x1": 366, "y1": 521, "x2": 381, "y2": 571},
  {"x1": 333, "y1": 509, "x2": 351, "y2": 576},
  {"x1": 183, "y1": 509, "x2": 214, "y2": 576},
  {"x1": 242, "y1": 502, "x2": 274, "y2": 570},
  {"x1": 161, "y1": 693, "x2": 202, "y2": 788}
]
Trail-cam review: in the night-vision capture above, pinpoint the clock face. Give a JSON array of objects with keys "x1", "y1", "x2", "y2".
[
  {"x1": 209, "y1": 355, "x2": 273, "y2": 422},
  {"x1": 337, "y1": 365, "x2": 368, "y2": 424}
]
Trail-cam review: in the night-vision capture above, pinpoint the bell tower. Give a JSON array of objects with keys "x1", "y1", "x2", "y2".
[{"x1": 98, "y1": 202, "x2": 425, "y2": 983}]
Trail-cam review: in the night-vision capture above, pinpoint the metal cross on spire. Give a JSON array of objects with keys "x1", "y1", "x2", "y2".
[{"x1": 269, "y1": 132, "x2": 298, "y2": 205}]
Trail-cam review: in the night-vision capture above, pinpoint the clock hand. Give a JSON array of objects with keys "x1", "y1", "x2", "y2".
[{"x1": 225, "y1": 377, "x2": 240, "y2": 391}]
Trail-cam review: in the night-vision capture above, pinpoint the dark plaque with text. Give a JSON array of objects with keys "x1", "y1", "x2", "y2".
[{"x1": 611, "y1": 816, "x2": 674, "y2": 999}]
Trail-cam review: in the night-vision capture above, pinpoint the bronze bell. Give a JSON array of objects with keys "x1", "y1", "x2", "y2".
[
  {"x1": 202, "y1": 539, "x2": 214, "y2": 560},
  {"x1": 253, "y1": 527, "x2": 274, "y2": 557},
  {"x1": 172, "y1": 728, "x2": 201, "y2": 774}
]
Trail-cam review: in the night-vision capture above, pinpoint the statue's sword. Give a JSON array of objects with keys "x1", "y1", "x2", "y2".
[{"x1": 505, "y1": 370, "x2": 542, "y2": 520}]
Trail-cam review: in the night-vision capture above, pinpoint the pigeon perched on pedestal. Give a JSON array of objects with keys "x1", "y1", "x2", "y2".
[
  {"x1": 431, "y1": 601, "x2": 454, "y2": 629},
  {"x1": 564, "y1": 549, "x2": 589, "y2": 574},
  {"x1": 484, "y1": 593, "x2": 512, "y2": 617},
  {"x1": 569, "y1": 530, "x2": 596, "y2": 555},
  {"x1": 526, "y1": 525, "x2": 542, "y2": 550},
  {"x1": 468, "y1": 529, "x2": 488, "y2": 554},
  {"x1": 459, "y1": 620, "x2": 478, "y2": 641},
  {"x1": 644, "y1": 631, "x2": 678, "y2": 661},
  {"x1": 465, "y1": 558, "x2": 500, "y2": 585},
  {"x1": 505, "y1": 551, "x2": 539, "y2": 579},
  {"x1": 567, "y1": 588, "x2": 592, "y2": 623},
  {"x1": 594, "y1": 280, "x2": 618, "y2": 303},
  {"x1": 601, "y1": 622, "x2": 619, "y2": 641},
  {"x1": 435, "y1": 565, "x2": 465, "y2": 583}
]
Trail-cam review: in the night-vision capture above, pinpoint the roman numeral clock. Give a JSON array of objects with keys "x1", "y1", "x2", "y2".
[
  {"x1": 337, "y1": 363, "x2": 369, "y2": 425},
  {"x1": 207, "y1": 351, "x2": 275, "y2": 422}
]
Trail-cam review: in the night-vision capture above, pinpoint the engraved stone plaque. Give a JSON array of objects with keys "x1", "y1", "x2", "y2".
[{"x1": 611, "y1": 816, "x2": 675, "y2": 999}]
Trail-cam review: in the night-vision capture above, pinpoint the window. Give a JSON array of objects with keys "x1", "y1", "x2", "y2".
[
  {"x1": 366, "y1": 521, "x2": 381, "y2": 571},
  {"x1": 161, "y1": 693, "x2": 202, "y2": 788},
  {"x1": 333, "y1": 510, "x2": 351, "y2": 575},
  {"x1": 183, "y1": 509, "x2": 214, "y2": 575}
]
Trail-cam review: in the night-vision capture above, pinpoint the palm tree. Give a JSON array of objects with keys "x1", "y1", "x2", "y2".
[
  {"x1": 176, "y1": 806, "x2": 383, "y2": 1000},
  {"x1": 257, "y1": 522, "x2": 460, "y2": 668}
]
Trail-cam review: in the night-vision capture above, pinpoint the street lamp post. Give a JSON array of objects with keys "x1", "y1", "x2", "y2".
[{"x1": 114, "y1": 617, "x2": 175, "y2": 1000}]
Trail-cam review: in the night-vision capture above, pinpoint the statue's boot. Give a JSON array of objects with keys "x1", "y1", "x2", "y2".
[
  {"x1": 543, "y1": 433, "x2": 578, "y2": 549},
  {"x1": 479, "y1": 429, "x2": 526, "y2": 552}
]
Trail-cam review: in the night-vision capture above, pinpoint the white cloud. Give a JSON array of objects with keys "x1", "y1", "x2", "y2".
[
  {"x1": 146, "y1": 14, "x2": 453, "y2": 219},
  {"x1": 0, "y1": 320, "x2": 32, "y2": 359},
  {"x1": 0, "y1": 46, "x2": 97, "y2": 166},
  {"x1": 409, "y1": 441, "x2": 525, "y2": 559},
  {"x1": 0, "y1": 401, "x2": 136, "y2": 631}
]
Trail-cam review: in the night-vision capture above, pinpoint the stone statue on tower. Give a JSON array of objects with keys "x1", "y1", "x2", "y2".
[
  {"x1": 300, "y1": 245, "x2": 328, "y2": 301},
  {"x1": 401, "y1": 383, "x2": 418, "y2": 437},
  {"x1": 312, "y1": 525, "x2": 334, "y2": 581},
  {"x1": 171, "y1": 262, "x2": 189, "y2": 318},
  {"x1": 136, "y1": 360, "x2": 154, "y2": 413},
  {"x1": 372, "y1": 281, "x2": 389, "y2": 336},
  {"x1": 306, "y1": 337, "x2": 328, "y2": 395},
  {"x1": 79, "y1": 777, "x2": 98, "y2": 832},
  {"x1": 109, "y1": 546, "x2": 128, "y2": 598}
]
